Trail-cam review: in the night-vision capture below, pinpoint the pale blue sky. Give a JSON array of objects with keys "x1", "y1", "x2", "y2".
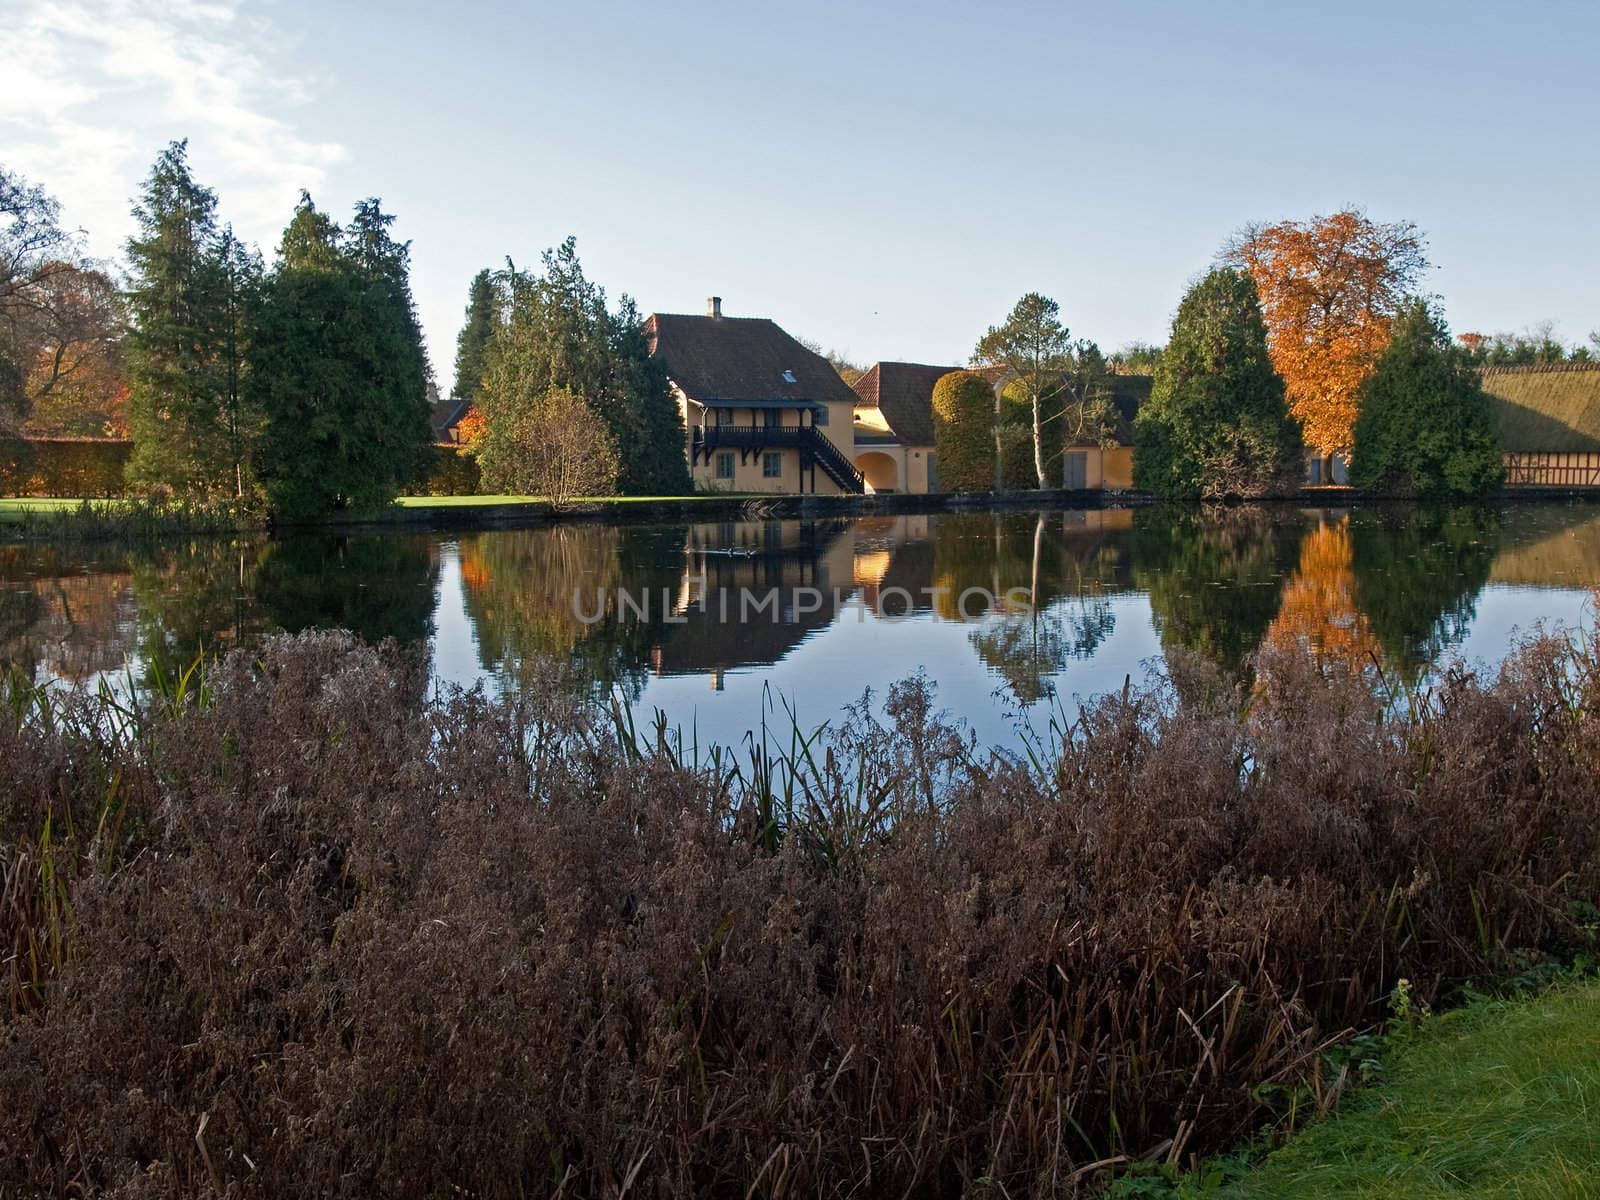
[{"x1": 3, "y1": 0, "x2": 1596, "y2": 382}]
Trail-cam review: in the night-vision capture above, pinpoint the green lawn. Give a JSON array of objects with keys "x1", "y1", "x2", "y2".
[
  {"x1": 1208, "y1": 985, "x2": 1600, "y2": 1199},
  {"x1": 392, "y1": 493, "x2": 758, "y2": 507},
  {"x1": 2, "y1": 494, "x2": 750, "y2": 522},
  {"x1": 0, "y1": 497, "x2": 125, "y2": 523}
]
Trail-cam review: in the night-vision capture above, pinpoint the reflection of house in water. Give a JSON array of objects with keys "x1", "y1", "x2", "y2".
[
  {"x1": 640, "y1": 509, "x2": 1147, "y2": 690},
  {"x1": 647, "y1": 519, "x2": 856, "y2": 686},
  {"x1": 1488, "y1": 505, "x2": 1600, "y2": 587}
]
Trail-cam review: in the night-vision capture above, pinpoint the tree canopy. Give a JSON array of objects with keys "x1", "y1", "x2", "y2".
[
  {"x1": 123, "y1": 142, "x2": 262, "y2": 498},
  {"x1": 473, "y1": 239, "x2": 688, "y2": 496},
  {"x1": 1227, "y1": 209, "x2": 1428, "y2": 457},
  {"x1": 452, "y1": 268, "x2": 497, "y2": 401},
  {"x1": 1, "y1": 164, "x2": 124, "y2": 436},
  {"x1": 1133, "y1": 268, "x2": 1303, "y2": 499},
  {"x1": 248, "y1": 194, "x2": 434, "y2": 518},
  {"x1": 1350, "y1": 299, "x2": 1504, "y2": 499},
  {"x1": 974, "y1": 293, "x2": 1074, "y2": 488}
]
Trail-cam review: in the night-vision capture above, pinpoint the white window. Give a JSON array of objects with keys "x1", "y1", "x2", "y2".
[
  {"x1": 781, "y1": 369, "x2": 797, "y2": 383},
  {"x1": 716, "y1": 452, "x2": 735, "y2": 480},
  {"x1": 763, "y1": 452, "x2": 783, "y2": 478}
]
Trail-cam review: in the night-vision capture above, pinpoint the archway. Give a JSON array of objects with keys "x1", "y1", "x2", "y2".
[{"x1": 854, "y1": 451, "x2": 899, "y2": 493}]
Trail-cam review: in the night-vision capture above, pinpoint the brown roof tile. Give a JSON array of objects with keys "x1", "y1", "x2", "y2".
[
  {"x1": 850, "y1": 362, "x2": 958, "y2": 447},
  {"x1": 645, "y1": 313, "x2": 860, "y2": 409}
]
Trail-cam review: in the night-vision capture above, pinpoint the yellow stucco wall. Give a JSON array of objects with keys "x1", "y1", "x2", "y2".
[
  {"x1": 1099, "y1": 446, "x2": 1134, "y2": 490},
  {"x1": 680, "y1": 397, "x2": 858, "y2": 494},
  {"x1": 850, "y1": 441, "x2": 936, "y2": 494}
]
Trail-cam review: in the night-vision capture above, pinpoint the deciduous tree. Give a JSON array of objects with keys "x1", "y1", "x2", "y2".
[
  {"x1": 1, "y1": 164, "x2": 100, "y2": 433},
  {"x1": 974, "y1": 293, "x2": 1074, "y2": 488},
  {"x1": 476, "y1": 240, "x2": 688, "y2": 495},
  {"x1": 1226, "y1": 209, "x2": 1428, "y2": 460},
  {"x1": 482, "y1": 385, "x2": 619, "y2": 509},
  {"x1": 1109, "y1": 341, "x2": 1164, "y2": 375},
  {"x1": 1350, "y1": 299, "x2": 1503, "y2": 499},
  {"x1": 1133, "y1": 268, "x2": 1303, "y2": 499}
]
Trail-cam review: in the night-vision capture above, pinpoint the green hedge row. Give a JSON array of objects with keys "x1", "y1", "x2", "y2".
[{"x1": 0, "y1": 439, "x2": 133, "y2": 498}]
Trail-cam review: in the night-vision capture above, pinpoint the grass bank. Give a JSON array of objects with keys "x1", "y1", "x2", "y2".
[
  {"x1": 0, "y1": 496, "x2": 252, "y2": 540},
  {"x1": 5, "y1": 620, "x2": 1600, "y2": 1195},
  {"x1": 1119, "y1": 982, "x2": 1600, "y2": 1198}
]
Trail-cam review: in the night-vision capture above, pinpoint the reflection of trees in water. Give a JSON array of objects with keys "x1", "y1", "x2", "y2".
[
  {"x1": 1348, "y1": 506, "x2": 1500, "y2": 682},
  {"x1": 1262, "y1": 515, "x2": 1380, "y2": 675},
  {"x1": 1134, "y1": 506, "x2": 1301, "y2": 675},
  {"x1": 127, "y1": 534, "x2": 442, "y2": 687},
  {"x1": 0, "y1": 543, "x2": 142, "y2": 683},
  {"x1": 459, "y1": 524, "x2": 685, "y2": 700},
  {"x1": 0, "y1": 585, "x2": 45, "y2": 678},
  {"x1": 935, "y1": 511, "x2": 1125, "y2": 703},
  {"x1": 131, "y1": 540, "x2": 270, "y2": 685},
  {"x1": 254, "y1": 535, "x2": 440, "y2": 648}
]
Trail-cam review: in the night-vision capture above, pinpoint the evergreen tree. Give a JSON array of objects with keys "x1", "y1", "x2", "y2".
[
  {"x1": 1350, "y1": 299, "x2": 1504, "y2": 499},
  {"x1": 249, "y1": 195, "x2": 434, "y2": 518},
  {"x1": 476, "y1": 239, "x2": 689, "y2": 496},
  {"x1": 453, "y1": 268, "x2": 496, "y2": 401},
  {"x1": 1133, "y1": 268, "x2": 1303, "y2": 499},
  {"x1": 124, "y1": 141, "x2": 262, "y2": 497}
]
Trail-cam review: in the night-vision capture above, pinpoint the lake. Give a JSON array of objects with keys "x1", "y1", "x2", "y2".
[{"x1": 3, "y1": 502, "x2": 1597, "y2": 749}]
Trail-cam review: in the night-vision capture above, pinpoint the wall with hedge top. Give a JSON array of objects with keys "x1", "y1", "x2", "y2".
[{"x1": 0, "y1": 439, "x2": 133, "y2": 498}]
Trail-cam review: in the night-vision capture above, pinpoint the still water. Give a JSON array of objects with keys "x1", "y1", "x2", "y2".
[{"x1": 3, "y1": 503, "x2": 1597, "y2": 748}]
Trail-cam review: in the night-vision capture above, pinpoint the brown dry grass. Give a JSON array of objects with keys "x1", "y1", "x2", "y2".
[{"x1": 3, "y1": 625, "x2": 1600, "y2": 1198}]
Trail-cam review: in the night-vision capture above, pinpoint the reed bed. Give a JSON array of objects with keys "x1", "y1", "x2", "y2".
[
  {"x1": 1, "y1": 497, "x2": 254, "y2": 543},
  {"x1": 3, "y1": 623, "x2": 1600, "y2": 1197}
]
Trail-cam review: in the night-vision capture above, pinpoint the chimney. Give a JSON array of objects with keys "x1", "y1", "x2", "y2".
[{"x1": 707, "y1": 296, "x2": 722, "y2": 319}]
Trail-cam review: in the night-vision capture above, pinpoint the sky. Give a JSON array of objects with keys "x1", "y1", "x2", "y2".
[{"x1": 3, "y1": 0, "x2": 1597, "y2": 388}]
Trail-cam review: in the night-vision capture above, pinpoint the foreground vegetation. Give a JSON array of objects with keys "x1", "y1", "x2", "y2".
[
  {"x1": 5, "y1": 613, "x2": 1600, "y2": 1196},
  {"x1": 1122, "y1": 982, "x2": 1600, "y2": 1198}
]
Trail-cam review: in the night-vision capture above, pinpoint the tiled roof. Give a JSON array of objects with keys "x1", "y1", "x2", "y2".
[
  {"x1": 644, "y1": 313, "x2": 860, "y2": 408},
  {"x1": 850, "y1": 362, "x2": 957, "y2": 446},
  {"x1": 430, "y1": 396, "x2": 470, "y2": 442}
]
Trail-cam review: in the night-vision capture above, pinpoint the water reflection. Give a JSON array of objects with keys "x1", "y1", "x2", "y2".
[{"x1": 3, "y1": 503, "x2": 1598, "y2": 743}]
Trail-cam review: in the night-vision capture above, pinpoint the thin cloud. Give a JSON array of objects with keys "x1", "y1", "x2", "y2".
[{"x1": 0, "y1": 0, "x2": 344, "y2": 258}]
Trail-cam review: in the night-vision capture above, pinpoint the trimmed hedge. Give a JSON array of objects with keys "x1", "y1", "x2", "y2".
[
  {"x1": 0, "y1": 439, "x2": 133, "y2": 498},
  {"x1": 932, "y1": 370, "x2": 997, "y2": 492}
]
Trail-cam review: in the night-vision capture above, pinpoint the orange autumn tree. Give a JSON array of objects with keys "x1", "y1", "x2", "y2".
[
  {"x1": 1225, "y1": 210, "x2": 1429, "y2": 461},
  {"x1": 455, "y1": 404, "x2": 487, "y2": 448}
]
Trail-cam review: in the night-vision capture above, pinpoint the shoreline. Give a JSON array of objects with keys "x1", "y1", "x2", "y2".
[
  {"x1": 6, "y1": 484, "x2": 1600, "y2": 542},
  {"x1": 318, "y1": 484, "x2": 1600, "y2": 533}
]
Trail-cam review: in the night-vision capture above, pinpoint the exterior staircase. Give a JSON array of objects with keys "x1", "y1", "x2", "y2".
[{"x1": 691, "y1": 423, "x2": 865, "y2": 494}]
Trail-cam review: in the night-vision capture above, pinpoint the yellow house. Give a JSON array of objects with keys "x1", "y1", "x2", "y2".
[
  {"x1": 850, "y1": 362, "x2": 948, "y2": 493},
  {"x1": 645, "y1": 299, "x2": 864, "y2": 494},
  {"x1": 851, "y1": 361, "x2": 1150, "y2": 493}
]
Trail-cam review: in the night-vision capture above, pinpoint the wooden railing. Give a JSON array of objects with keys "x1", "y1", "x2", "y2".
[{"x1": 692, "y1": 424, "x2": 865, "y2": 493}]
